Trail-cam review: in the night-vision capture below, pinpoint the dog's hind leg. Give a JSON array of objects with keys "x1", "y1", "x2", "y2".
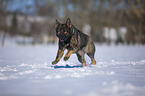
[
  {"x1": 91, "y1": 58, "x2": 96, "y2": 65},
  {"x1": 87, "y1": 52, "x2": 96, "y2": 65},
  {"x1": 76, "y1": 51, "x2": 86, "y2": 67},
  {"x1": 86, "y1": 42, "x2": 96, "y2": 65}
]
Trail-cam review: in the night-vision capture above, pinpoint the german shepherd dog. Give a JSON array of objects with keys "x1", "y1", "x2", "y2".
[{"x1": 52, "y1": 18, "x2": 96, "y2": 67}]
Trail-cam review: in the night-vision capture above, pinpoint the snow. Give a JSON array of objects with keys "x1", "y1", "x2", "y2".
[{"x1": 0, "y1": 44, "x2": 145, "y2": 96}]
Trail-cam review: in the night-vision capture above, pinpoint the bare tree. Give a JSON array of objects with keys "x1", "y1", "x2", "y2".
[{"x1": 125, "y1": 0, "x2": 145, "y2": 44}]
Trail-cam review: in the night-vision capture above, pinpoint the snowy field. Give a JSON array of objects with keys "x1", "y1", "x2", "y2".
[{"x1": 0, "y1": 44, "x2": 145, "y2": 96}]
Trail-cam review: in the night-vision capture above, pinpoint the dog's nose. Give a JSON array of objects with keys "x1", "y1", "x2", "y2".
[{"x1": 61, "y1": 30, "x2": 63, "y2": 33}]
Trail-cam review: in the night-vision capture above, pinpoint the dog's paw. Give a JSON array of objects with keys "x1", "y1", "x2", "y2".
[
  {"x1": 64, "y1": 57, "x2": 69, "y2": 61},
  {"x1": 52, "y1": 61, "x2": 58, "y2": 65}
]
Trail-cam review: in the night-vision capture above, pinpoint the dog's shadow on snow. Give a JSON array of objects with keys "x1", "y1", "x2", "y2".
[{"x1": 52, "y1": 64, "x2": 83, "y2": 69}]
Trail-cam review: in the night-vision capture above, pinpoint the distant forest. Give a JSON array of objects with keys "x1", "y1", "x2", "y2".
[{"x1": 0, "y1": 0, "x2": 145, "y2": 46}]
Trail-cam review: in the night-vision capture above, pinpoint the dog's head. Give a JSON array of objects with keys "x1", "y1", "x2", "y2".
[{"x1": 55, "y1": 18, "x2": 72, "y2": 42}]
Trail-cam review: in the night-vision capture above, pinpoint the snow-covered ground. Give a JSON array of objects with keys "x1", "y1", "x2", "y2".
[{"x1": 0, "y1": 44, "x2": 145, "y2": 96}]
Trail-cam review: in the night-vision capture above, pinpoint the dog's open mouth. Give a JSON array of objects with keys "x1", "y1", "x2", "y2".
[
  {"x1": 60, "y1": 38, "x2": 67, "y2": 42},
  {"x1": 60, "y1": 39, "x2": 64, "y2": 42}
]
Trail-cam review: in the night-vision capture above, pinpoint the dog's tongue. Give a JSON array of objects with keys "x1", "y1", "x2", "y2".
[{"x1": 60, "y1": 39, "x2": 64, "y2": 42}]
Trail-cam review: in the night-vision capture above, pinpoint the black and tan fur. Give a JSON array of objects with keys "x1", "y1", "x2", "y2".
[{"x1": 52, "y1": 18, "x2": 96, "y2": 67}]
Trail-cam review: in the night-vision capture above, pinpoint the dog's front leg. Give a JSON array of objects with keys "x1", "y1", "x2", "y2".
[
  {"x1": 64, "y1": 49, "x2": 77, "y2": 61},
  {"x1": 52, "y1": 49, "x2": 64, "y2": 64}
]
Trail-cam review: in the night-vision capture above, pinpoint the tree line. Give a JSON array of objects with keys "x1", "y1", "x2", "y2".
[{"x1": 0, "y1": 0, "x2": 145, "y2": 46}]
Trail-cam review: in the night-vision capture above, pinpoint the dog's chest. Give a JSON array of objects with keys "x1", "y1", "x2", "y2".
[
  {"x1": 65, "y1": 37, "x2": 77, "y2": 50},
  {"x1": 65, "y1": 43, "x2": 75, "y2": 50}
]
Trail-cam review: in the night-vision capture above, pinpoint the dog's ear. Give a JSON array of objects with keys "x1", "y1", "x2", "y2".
[
  {"x1": 55, "y1": 19, "x2": 60, "y2": 28},
  {"x1": 56, "y1": 19, "x2": 60, "y2": 25},
  {"x1": 66, "y1": 18, "x2": 71, "y2": 28}
]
